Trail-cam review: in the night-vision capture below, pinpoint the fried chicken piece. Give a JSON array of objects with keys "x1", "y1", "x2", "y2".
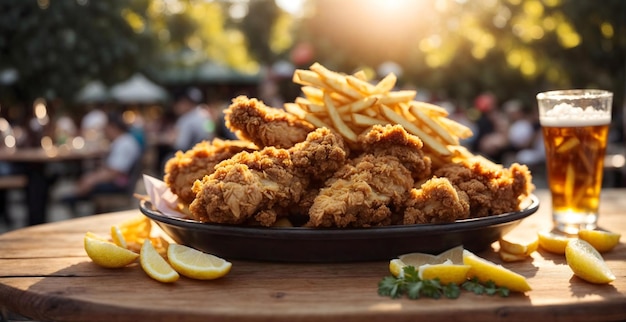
[
  {"x1": 359, "y1": 123, "x2": 432, "y2": 181},
  {"x1": 225, "y1": 95, "x2": 316, "y2": 149},
  {"x1": 433, "y1": 158, "x2": 534, "y2": 218},
  {"x1": 306, "y1": 124, "x2": 431, "y2": 228},
  {"x1": 189, "y1": 128, "x2": 348, "y2": 226},
  {"x1": 402, "y1": 177, "x2": 470, "y2": 224},
  {"x1": 163, "y1": 138, "x2": 257, "y2": 205}
]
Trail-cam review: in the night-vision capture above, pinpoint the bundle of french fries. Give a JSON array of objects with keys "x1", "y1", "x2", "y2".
[{"x1": 284, "y1": 62, "x2": 475, "y2": 165}]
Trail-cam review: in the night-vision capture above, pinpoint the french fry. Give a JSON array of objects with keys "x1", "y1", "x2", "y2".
[
  {"x1": 296, "y1": 97, "x2": 327, "y2": 114},
  {"x1": 409, "y1": 104, "x2": 458, "y2": 145},
  {"x1": 346, "y1": 75, "x2": 376, "y2": 94},
  {"x1": 293, "y1": 70, "x2": 327, "y2": 88},
  {"x1": 305, "y1": 114, "x2": 334, "y2": 130},
  {"x1": 437, "y1": 117, "x2": 474, "y2": 139},
  {"x1": 285, "y1": 103, "x2": 329, "y2": 129},
  {"x1": 376, "y1": 91, "x2": 417, "y2": 105},
  {"x1": 323, "y1": 92, "x2": 358, "y2": 142},
  {"x1": 300, "y1": 86, "x2": 324, "y2": 104},
  {"x1": 310, "y1": 63, "x2": 363, "y2": 99},
  {"x1": 373, "y1": 73, "x2": 397, "y2": 93},
  {"x1": 408, "y1": 101, "x2": 449, "y2": 117},
  {"x1": 336, "y1": 95, "x2": 378, "y2": 114},
  {"x1": 352, "y1": 70, "x2": 369, "y2": 81},
  {"x1": 288, "y1": 63, "x2": 479, "y2": 165},
  {"x1": 284, "y1": 103, "x2": 308, "y2": 119},
  {"x1": 380, "y1": 104, "x2": 450, "y2": 156},
  {"x1": 352, "y1": 113, "x2": 388, "y2": 127}
]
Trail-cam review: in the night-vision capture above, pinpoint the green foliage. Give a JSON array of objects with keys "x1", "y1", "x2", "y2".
[
  {"x1": 0, "y1": 0, "x2": 155, "y2": 104},
  {"x1": 378, "y1": 266, "x2": 510, "y2": 300},
  {"x1": 301, "y1": 0, "x2": 626, "y2": 108}
]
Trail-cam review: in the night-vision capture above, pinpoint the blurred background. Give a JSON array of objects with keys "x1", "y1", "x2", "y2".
[{"x1": 0, "y1": 0, "x2": 625, "y2": 231}]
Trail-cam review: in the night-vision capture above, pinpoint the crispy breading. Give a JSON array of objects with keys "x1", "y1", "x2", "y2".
[
  {"x1": 433, "y1": 159, "x2": 534, "y2": 218},
  {"x1": 189, "y1": 128, "x2": 348, "y2": 226},
  {"x1": 402, "y1": 177, "x2": 470, "y2": 224},
  {"x1": 225, "y1": 95, "x2": 316, "y2": 149},
  {"x1": 163, "y1": 138, "x2": 256, "y2": 205},
  {"x1": 306, "y1": 125, "x2": 431, "y2": 228}
]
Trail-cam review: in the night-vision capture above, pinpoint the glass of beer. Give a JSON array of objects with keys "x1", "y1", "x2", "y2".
[{"x1": 536, "y1": 89, "x2": 612, "y2": 234}]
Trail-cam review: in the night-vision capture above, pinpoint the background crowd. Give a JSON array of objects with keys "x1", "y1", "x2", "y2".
[{"x1": 1, "y1": 0, "x2": 625, "y2": 232}]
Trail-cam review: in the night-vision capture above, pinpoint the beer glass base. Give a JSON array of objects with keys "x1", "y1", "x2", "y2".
[{"x1": 552, "y1": 211, "x2": 598, "y2": 235}]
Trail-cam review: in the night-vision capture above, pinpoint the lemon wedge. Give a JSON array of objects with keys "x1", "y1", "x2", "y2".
[
  {"x1": 565, "y1": 239, "x2": 615, "y2": 284},
  {"x1": 391, "y1": 246, "x2": 469, "y2": 284},
  {"x1": 537, "y1": 231, "x2": 573, "y2": 254},
  {"x1": 418, "y1": 260, "x2": 472, "y2": 285},
  {"x1": 389, "y1": 258, "x2": 406, "y2": 277},
  {"x1": 84, "y1": 233, "x2": 138, "y2": 268},
  {"x1": 499, "y1": 234, "x2": 539, "y2": 256},
  {"x1": 499, "y1": 249, "x2": 531, "y2": 262},
  {"x1": 577, "y1": 229, "x2": 621, "y2": 253},
  {"x1": 167, "y1": 244, "x2": 232, "y2": 280},
  {"x1": 463, "y1": 249, "x2": 531, "y2": 292},
  {"x1": 110, "y1": 225, "x2": 128, "y2": 249},
  {"x1": 140, "y1": 240, "x2": 179, "y2": 283}
]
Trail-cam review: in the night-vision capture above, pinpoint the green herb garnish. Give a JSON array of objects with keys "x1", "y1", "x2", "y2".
[
  {"x1": 378, "y1": 266, "x2": 509, "y2": 300},
  {"x1": 462, "y1": 277, "x2": 510, "y2": 297}
]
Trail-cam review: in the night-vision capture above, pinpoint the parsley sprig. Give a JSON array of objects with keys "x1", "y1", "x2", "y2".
[{"x1": 378, "y1": 266, "x2": 509, "y2": 300}]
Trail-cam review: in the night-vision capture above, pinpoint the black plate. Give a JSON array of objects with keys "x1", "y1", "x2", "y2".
[{"x1": 139, "y1": 194, "x2": 539, "y2": 262}]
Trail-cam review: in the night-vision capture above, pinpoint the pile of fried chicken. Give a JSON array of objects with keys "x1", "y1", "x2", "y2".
[{"x1": 164, "y1": 96, "x2": 534, "y2": 228}]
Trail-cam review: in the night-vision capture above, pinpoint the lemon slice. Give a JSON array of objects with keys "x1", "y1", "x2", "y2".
[
  {"x1": 537, "y1": 231, "x2": 573, "y2": 254},
  {"x1": 499, "y1": 234, "x2": 539, "y2": 256},
  {"x1": 85, "y1": 231, "x2": 110, "y2": 242},
  {"x1": 392, "y1": 246, "x2": 469, "y2": 283},
  {"x1": 84, "y1": 233, "x2": 139, "y2": 268},
  {"x1": 140, "y1": 240, "x2": 179, "y2": 283},
  {"x1": 418, "y1": 261, "x2": 471, "y2": 285},
  {"x1": 565, "y1": 239, "x2": 615, "y2": 284},
  {"x1": 435, "y1": 245, "x2": 465, "y2": 264},
  {"x1": 577, "y1": 229, "x2": 621, "y2": 253},
  {"x1": 167, "y1": 244, "x2": 232, "y2": 280},
  {"x1": 398, "y1": 253, "x2": 439, "y2": 267},
  {"x1": 110, "y1": 225, "x2": 128, "y2": 249},
  {"x1": 463, "y1": 250, "x2": 532, "y2": 292},
  {"x1": 389, "y1": 258, "x2": 406, "y2": 277},
  {"x1": 399, "y1": 245, "x2": 465, "y2": 266}
]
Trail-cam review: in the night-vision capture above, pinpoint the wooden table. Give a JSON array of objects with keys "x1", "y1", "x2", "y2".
[
  {"x1": 0, "y1": 146, "x2": 107, "y2": 225},
  {"x1": 1, "y1": 189, "x2": 625, "y2": 322}
]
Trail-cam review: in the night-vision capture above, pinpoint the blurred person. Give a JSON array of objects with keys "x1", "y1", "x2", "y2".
[
  {"x1": 54, "y1": 114, "x2": 77, "y2": 145},
  {"x1": 80, "y1": 104, "x2": 107, "y2": 142},
  {"x1": 159, "y1": 87, "x2": 216, "y2": 172},
  {"x1": 511, "y1": 106, "x2": 545, "y2": 170},
  {"x1": 504, "y1": 99, "x2": 535, "y2": 152},
  {"x1": 171, "y1": 87, "x2": 216, "y2": 152},
  {"x1": 471, "y1": 93, "x2": 509, "y2": 163},
  {"x1": 61, "y1": 111, "x2": 142, "y2": 213}
]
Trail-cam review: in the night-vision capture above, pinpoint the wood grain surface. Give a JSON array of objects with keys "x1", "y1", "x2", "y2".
[{"x1": 1, "y1": 189, "x2": 625, "y2": 322}]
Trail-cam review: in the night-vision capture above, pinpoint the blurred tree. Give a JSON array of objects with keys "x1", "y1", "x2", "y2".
[
  {"x1": 0, "y1": 0, "x2": 156, "y2": 107},
  {"x1": 239, "y1": 0, "x2": 280, "y2": 64},
  {"x1": 299, "y1": 0, "x2": 626, "y2": 110}
]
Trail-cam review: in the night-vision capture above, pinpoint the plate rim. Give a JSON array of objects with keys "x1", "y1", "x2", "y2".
[{"x1": 139, "y1": 194, "x2": 539, "y2": 240}]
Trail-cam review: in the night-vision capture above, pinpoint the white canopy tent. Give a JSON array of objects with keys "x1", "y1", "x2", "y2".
[
  {"x1": 109, "y1": 73, "x2": 169, "y2": 103},
  {"x1": 74, "y1": 80, "x2": 110, "y2": 103}
]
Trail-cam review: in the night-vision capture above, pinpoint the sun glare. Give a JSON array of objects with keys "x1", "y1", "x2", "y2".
[{"x1": 275, "y1": 0, "x2": 305, "y2": 16}]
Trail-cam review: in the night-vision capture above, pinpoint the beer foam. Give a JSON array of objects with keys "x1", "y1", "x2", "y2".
[{"x1": 540, "y1": 103, "x2": 610, "y2": 127}]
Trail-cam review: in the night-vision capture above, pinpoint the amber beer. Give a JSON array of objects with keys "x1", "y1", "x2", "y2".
[
  {"x1": 541, "y1": 121, "x2": 609, "y2": 233},
  {"x1": 537, "y1": 89, "x2": 613, "y2": 234}
]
